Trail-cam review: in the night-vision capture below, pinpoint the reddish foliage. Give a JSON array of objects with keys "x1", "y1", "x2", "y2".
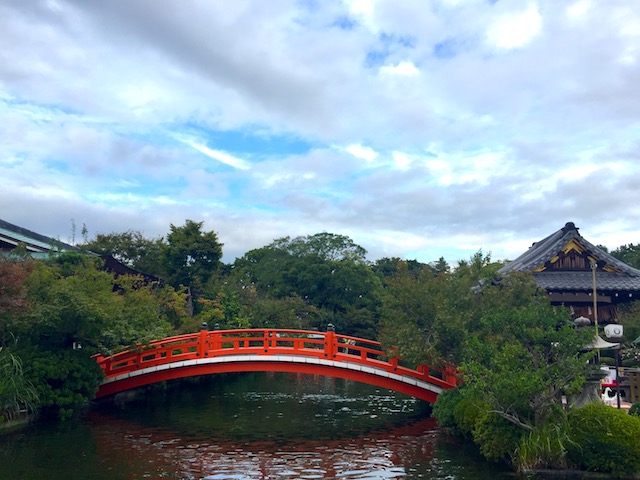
[{"x1": 0, "y1": 259, "x2": 33, "y2": 314}]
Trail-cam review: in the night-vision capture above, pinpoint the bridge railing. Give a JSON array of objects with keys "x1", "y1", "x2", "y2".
[{"x1": 92, "y1": 329, "x2": 457, "y2": 389}]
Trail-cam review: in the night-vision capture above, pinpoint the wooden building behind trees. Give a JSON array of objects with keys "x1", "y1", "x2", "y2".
[{"x1": 498, "y1": 222, "x2": 640, "y2": 325}]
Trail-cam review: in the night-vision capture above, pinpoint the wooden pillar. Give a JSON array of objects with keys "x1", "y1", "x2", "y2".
[
  {"x1": 445, "y1": 364, "x2": 457, "y2": 386},
  {"x1": 324, "y1": 330, "x2": 336, "y2": 359},
  {"x1": 198, "y1": 328, "x2": 209, "y2": 357}
]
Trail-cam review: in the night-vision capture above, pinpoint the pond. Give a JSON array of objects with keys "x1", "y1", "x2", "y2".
[{"x1": 1, "y1": 372, "x2": 524, "y2": 479}]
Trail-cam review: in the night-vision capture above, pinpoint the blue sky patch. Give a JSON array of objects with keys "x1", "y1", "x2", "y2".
[
  {"x1": 180, "y1": 125, "x2": 317, "y2": 158},
  {"x1": 434, "y1": 39, "x2": 459, "y2": 59},
  {"x1": 331, "y1": 15, "x2": 357, "y2": 31}
]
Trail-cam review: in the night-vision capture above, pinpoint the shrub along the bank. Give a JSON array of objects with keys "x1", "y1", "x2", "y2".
[
  {"x1": 566, "y1": 402, "x2": 640, "y2": 477},
  {"x1": 23, "y1": 347, "x2": 104, "y2": 421},
  {"x1": 433, "y1": 387, "x2": 526, "y2": 463},
  {"x1": 434, "y1": 388, "x2": 640, "y2": 475}
]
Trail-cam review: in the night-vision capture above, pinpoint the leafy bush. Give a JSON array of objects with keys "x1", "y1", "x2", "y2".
[
  {"x1": 598, "y1": 355, "x2": 615, "y2": 366},
  {"x1": 433, "y1": 387, "x2": 524, "y2": 463},
  {"x1": 567, "y1": 401, "x2": 640, "y2": 476},
  {"x1": 471, "y1": 411, "x2": 525, "y2": 462},
  {"x1": 432, "y1": 387, "x2": 463, "y2": 428},
  {"x1": 23, "y1": 348, "x2": 104, "y2": 420},
  {"x1": 629, "y1": 403, "x2": 640, "y2": 417}
]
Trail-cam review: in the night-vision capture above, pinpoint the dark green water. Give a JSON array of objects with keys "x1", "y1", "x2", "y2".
[{"x1": 0, "y1": 372, "x2": 515, "y2": 479}]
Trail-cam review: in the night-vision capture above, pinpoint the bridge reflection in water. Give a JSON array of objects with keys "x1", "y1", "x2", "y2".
[
  {"x1": 93, "y1": 329, "x2": 457, "y2": 402},
  {"x1": 0, "y1": 372, "x2": 515, "y2": 480}
]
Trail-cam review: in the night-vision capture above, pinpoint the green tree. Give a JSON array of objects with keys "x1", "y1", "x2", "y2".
[
  {"x1": 372, "y1": 257, "x2": 433, "y2": 280},
  {"x1": 12, "y1": 254, "x2": 177, "y2": 353},
  {"x1": 81, "y1": 230, "x2": 166, "y2": 277},
  {"x1": 431, "y1": 256, "x2": 450, "y2": 274},
  {"x1": 460, "y1": 288, "x2": 592, "y2": 432},
  {"x1": 164, "y1": 220, "x2": 223, "y2": 294},
  {"x1": 431, "y1": 274, "x2": 595, "y2": 468},
  {"x1": 379, "y1": 252, "x2": 596, "y2": 468},
  {"x1": 231, "y1": 233, "x2": 382, "y2": 337},
  {"x1": 273, "y1": 232, "x2": 368, "y2": 262},
  {"x1": 615, "y1": 301, "x2": 640, "y2": 367},
  {"x1": 378, "y1": 263, "x2": 442, "y2": 364},
  {"x1": 1, "y1": 252, "x2": 188, "y2": 421},
  {"x1": 378, "y1": 252, "x2": 504, "y2": 366},
  {"x1": 610, "y1": 243, "x2": 640, "y2": 270}
]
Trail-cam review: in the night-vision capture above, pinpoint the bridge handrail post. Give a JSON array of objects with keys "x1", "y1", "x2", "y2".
[
  {"x1": 324, "y1": 329, "x2": 336, "y2": 359},
  {"x1": 92, "y1": 353, "x2": 109, "y2": 376},
  {"x1": 389, "y1": 356, "x2": 398, "y2": 371},
  {"x1": 198, "y1": 327, "x2": 209, "y2": 357},
  {"x1": 211, "y1": 330, "x2": 221, "y2": 352},
  {"x1": 264, "y1": 330, "x2": 271, "y2": 353},
  {"x1": 444, "y1": 364, "x2": 457, "y2": 386},
  {"x1": 135, "y1": 348, "x2": 142, "y2": 368},
  {"x1": 387, "y1": 346, "x2": 400, "y2": 371}
]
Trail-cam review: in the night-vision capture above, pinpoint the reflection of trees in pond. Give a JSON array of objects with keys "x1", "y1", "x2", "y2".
[
  {"x1": 87, "y1": 408, "x2": 442, "y2": 479},
  {"x1": 0, "y1": 373, "x2": 513, "y2": 480}
]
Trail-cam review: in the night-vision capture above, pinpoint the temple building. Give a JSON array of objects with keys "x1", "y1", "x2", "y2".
[{"x1": 497, "y1": 222, "x2": 640, "y2": 325}]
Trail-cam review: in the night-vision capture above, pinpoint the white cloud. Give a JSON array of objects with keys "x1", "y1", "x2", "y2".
[
  {"x1": 173, "y1": 134, "x2": 251, "y2": 170},
  {"x1": 380, "y1": 61, "x2": 420, "y2": 76},
  {"x1": 189, "y1": 144, "x2": 251, "y2": 170},
  {"x1": 346, "y1": 144, "x2": 378, "y2": 162},
  {"x1": 486, "y1": 3, "x2": 543, "y2": 50},
  {"x1": 566, "y1": 0, "x2": 592, "y2": 19},
  {"x1": 344, "y1": 0, "x2": 377, "y2": 31},
  {"x1": 425, "y1": 158, "x2": 453, "y2": 186},
  {"x1": 392, "y1": 151, "x2": 412, "y2": 170}
]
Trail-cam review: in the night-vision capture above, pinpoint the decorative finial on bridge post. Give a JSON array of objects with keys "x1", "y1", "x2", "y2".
[
  {"x1": 201, "y1": 322, "x2": 209, "y2": 331},
  {"x1": 327, "y1": 323, "x2": 335, "y2": 332}
]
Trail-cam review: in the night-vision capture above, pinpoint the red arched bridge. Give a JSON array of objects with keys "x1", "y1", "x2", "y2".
[{"x1": 93, "y1": 328, "x2": 457, "y2": 402}]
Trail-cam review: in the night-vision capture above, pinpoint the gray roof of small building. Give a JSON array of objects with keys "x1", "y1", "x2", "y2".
[
  {"x1": 498, "y1": 222, "x2": 640, "y2": 293},
  {"x1": 0, "y1": 218, "x2": 80, "y2": 254}
]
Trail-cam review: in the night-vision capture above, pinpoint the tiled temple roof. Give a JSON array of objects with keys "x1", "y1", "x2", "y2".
[
  {"x1": 534, "y1": 271, "x2": 640, "y2": 292},
  {"x1": 498, "y1": 222, "x2": 640, "y2": 293}
]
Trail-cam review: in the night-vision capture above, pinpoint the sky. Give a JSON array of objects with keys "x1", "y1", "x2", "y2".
[{"x1": 2, "y1": 0, "x2": 640, "y2": 265}]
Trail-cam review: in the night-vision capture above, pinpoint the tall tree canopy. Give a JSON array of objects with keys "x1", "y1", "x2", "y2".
[
  {"x1": 271, "y1": 232, "x2": 368, "y2": 262},
  {"x1": 81, "y1": 230, "x2": 165, "y2": 277},
  {"x1": 230, "y1": 233, "x2": 382, "y2": 337},
  {"x1": 164, "y1": 219, "x2": 223, "y2": 292},
  {"x1": 13, "y1": 253, "x2": 179, "y2": 353},
  {"x1": 610, "y1": 243, "x2": 640, "y2": 270}
]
